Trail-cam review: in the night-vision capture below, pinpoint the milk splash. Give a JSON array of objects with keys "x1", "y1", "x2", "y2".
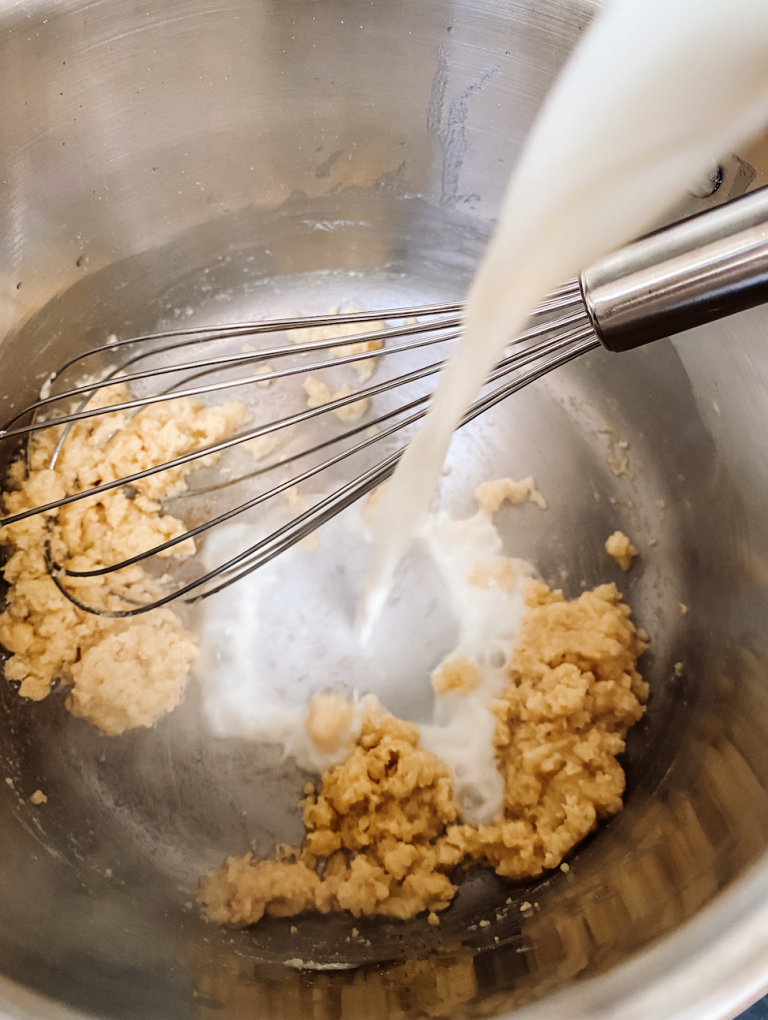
[{"x1": 363, "y1": 0, "x2": 768, "y2": 627}]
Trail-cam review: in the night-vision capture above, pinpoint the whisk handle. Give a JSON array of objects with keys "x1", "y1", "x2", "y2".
[{"x1": 581, "y1": 185, "x2": 768, "y2": 353}]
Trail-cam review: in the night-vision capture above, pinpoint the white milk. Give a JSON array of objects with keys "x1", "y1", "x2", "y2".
[
  {"x1": 363, "y1": 0, "x2": 768, "y2": 627},
  {"x1": 197, "y1": 500, "x2": 532, "y2": 824},
  {"x1": 418, "y1": 511, "x2": 532, "y2": 825}
]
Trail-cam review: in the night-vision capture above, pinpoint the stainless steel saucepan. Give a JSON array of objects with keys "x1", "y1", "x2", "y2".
[{"x1": 2, "y1": 0, "x2": 768, "y2": 1017}]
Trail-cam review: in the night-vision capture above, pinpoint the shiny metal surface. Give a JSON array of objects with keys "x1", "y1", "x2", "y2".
[
  {"x1": 584, "y1": 185, "x2": 768, "y2": 351},
  {"x1": 3, "y1": 1, "x2": 768, "y2": 1019}
]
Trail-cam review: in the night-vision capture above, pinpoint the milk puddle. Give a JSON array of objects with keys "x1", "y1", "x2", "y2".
[{"x1": 196, "y1": 498, "x2": 531, "y2": 825}]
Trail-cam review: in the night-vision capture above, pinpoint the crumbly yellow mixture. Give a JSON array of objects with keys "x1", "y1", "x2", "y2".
[
  {"x1": 605, "y1": 529, "x2": 637, "y2": 571},
  {"x1": 304, "y1": 693, "x2": 357, "y2": 756},
  {"x1": 444, "y1": 579, "x2": 647, "y2": 880},
  {"x1": 0, "y1": 382, "x2": 247, "y2": 734},
  {"x1": 199, "y1": 705, "x2": 458, "y2": 925},
  {"x1": 466, "y1": 557, "x2": 521, "y2": 592},
  {"x1": 291, "y1": 305, "x2": 388, "y2": 423},
  {"x1": 287, "y1": 306, "x2": 386, "y2": 382},
  {"x1": 474, "y1": 476, "x2": 547, "y2": 512},
  {"x1": 199, "y1": 579, "x2": 648, "y2": 926},
  {"x1": 431, "y1": 656, "x2": 482, "y2": 697},
  {"x1": 253, "y1": 364, "x2": 274, "y2": 387},
  {"x1": 303, "y1": 377, "x2": 369, "y2": 422},
  {"x1": 242, "y1": 433, "x2": 280, "y2": 463}
]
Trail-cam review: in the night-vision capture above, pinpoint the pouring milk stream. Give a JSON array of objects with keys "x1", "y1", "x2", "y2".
[{"x1": 361, "y1": 0, "x2": 768, "y2": 634}]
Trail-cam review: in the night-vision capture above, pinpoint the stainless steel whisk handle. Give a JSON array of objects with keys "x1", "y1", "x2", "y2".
[{"x1": 581, "y1": 185, "x2": 768, "y2": 353}]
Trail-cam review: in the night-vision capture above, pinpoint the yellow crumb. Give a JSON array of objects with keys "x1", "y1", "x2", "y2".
[
  {"x1": 608, "y1": 452, "x2": 630, "y2": 476},
  {"x1": 427, "y1": 911, "x2": 440, "y2": 926},
  {"x1": 604, "y1": 434, "x2": 632, "y2": 477},
  {"x1": 298, "y1": 532, "x2": 320, "y2": 552},
  {"x1": 66, "y1": 620, "x2": 198, "y2": 733},
  {"x1": 328, "y1": 385, "x2": 370, "y2": 422},
  {"x1": 303, "y1": 376, "x2": 369, "y2": 422},
  {"x1": 284, "y1": 486, "x2": 304, "y2": 509},
  {"x1": 0, "y1": 383, "x2": 246, "y2": 732},
  {"x1": 253, "y1": 364, "x2": 274, "y2": 388},
  {"x1": 605, "y1": 530, "x2": 637, "y2": 571},
  {"x1": 474, "y1": 476, "x2": 547, "y2": 514},
  {"x1": 199, "y1": 580, "x2": 647, "y2": 926},
  {"x1": 431, "y1": 657, "x2": 482, "y2": 697},
  {"x1": 198, "y1": 855, "x2": 320, "y2": 926},
  {"x1": 29, "y1": 789, "x2": 47, "y2": 805},
  {"x1": 466, "y1": 557, "x2": 519, "y2": 592},
  {"x1": 241, "y1": 433, "x2": 280, "y2": 463},
  {"x1": 305, "y1": 694, "x2": 357, "y2": 756},
  {"x1": 679, "y1": 602, "x2": 688, "y2": 616},
  {"x1": 288, "y1": 306, "x2": 386, "y2": 382},
  {"x1": 302, "y1": 375, "x2": 333, "y2": 409},
  {"x1": 363, "y1": 483, "x2": 388, "y2": 523},
  {"x1": 200, "y1": 704, "x2": 458, "y2": 924}
]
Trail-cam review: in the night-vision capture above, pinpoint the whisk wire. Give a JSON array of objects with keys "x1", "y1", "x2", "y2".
[
  {"x1": 2, "y1": 305, "x2": 587, "y2": 442},
  {"x1": 40, "y1": 279, "x2": 581, "y2": 390},
  {"x1": 1, "y1": 308, "x2": 590, "y2": 528},
  {"x1": 44, "y1": 324, "x2": 598, "y2": 615},
  {"x1": 1, "y1": 281, "x2": 597, "y2": 617},
  {"x1": 187, "y1": 329, "x2": 601, "y2": 607}
]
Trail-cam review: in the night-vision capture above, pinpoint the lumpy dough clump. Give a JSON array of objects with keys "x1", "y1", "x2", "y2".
[
  {"x1": 199, "y1": 705, "x2": 458, "y2": 924},
  {"x1": 474, "y1": 476, "x2": 547, "y2": 512},
  {"x1": 443, "y1": 580, "x2": 648, "y2": 880},
  {"x1": 200, "y1": 579, "x2": 648, "y2": 926},
  {"x1": 605, "y1": 529, "x2": 637, "y2": 571},
  {"x1": 0, "y1": 382, "x2": 247, "y2": 734}
]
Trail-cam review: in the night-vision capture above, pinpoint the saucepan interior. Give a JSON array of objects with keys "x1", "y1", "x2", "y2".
[{"x1": 2, "y1": 1, "x2": 768, "y2": 1018}]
